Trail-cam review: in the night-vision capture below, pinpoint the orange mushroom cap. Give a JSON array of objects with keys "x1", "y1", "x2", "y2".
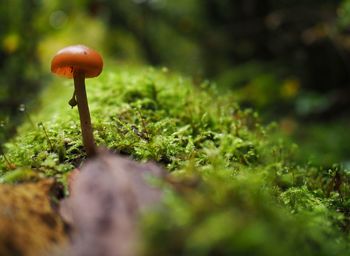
[{"x1": 51, "y1": 45, "x2": 103, "y2": 79}]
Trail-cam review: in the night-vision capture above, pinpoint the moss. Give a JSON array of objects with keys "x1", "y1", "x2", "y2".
[{"x1": 1, "y1": 65, "x2": 350, "y2": 255}]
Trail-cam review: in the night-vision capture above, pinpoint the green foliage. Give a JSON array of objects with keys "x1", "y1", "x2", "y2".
[
  {"x1": 1, "y1": 66, "x2": 350, "y2": 255},
  {"x1": 217, "y1": 62, "x2": 291, "y2": 108},
  {"x1": 291, "y1": 120, "x2": 350, "y2": 166},
  {"x1": 338, "y1": 0, "x2": 350, "y2": 28}
]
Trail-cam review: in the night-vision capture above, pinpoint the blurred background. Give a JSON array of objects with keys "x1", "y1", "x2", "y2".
[{"x1": 1, "y1": 0, "x2": 350, "y2": 167}]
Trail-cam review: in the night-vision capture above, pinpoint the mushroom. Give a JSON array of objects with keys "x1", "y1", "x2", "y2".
[{"x1": 51, "y1": 45, "x2": 103, "y2": 157}]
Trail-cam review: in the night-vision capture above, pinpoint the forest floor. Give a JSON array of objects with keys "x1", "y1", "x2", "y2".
[{"x1": 0, "y1": 65, "x2": 350, "y2": 255}]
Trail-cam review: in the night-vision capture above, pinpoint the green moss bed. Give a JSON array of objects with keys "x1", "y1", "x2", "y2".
[{"x1": 1, "y1": 65, "x2": 350, "y2": 255}]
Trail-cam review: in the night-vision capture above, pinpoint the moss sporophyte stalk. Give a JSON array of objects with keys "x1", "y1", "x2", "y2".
[{"x1": 1, "y1": 66, "x2": 350, "y2": 255}]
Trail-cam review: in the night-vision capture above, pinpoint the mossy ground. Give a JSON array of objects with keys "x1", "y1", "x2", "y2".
[{"x1": 1, "y1": 65, "x2": 350, "y2": 255}]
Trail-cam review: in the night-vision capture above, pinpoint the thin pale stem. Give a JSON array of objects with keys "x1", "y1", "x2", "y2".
[
  {"x1": 39, "y1": 123, "x2": 54, "y2": 150},
  {"x1": 73, "y1": 72, "x2": 96, "y2": 157}
]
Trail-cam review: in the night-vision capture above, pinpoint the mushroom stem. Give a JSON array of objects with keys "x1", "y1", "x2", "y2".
[{"x1": 73, "y1": 71, "x2": 96, "y2": 157}]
